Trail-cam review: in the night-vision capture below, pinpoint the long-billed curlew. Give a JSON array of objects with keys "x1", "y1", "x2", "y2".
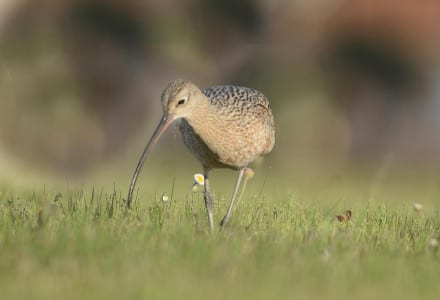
[{"x1": 127, "y1": 79, "x2": 275, "y2": 232}]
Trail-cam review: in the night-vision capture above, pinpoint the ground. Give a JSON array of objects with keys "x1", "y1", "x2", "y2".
[{"x1": 0, "y1": 168, "x2": 439, "y2": 300}]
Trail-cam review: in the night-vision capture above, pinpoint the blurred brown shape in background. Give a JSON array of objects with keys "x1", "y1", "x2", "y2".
[{"x1": 0, "y1": 0, "x2": 439, "y2": 177}]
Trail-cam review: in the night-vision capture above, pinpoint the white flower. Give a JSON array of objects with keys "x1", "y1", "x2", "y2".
[
  {"x1": 161, "y1": 194, "x2": 169, "y2": 202},
  {"x1": 428, "y1": 237, "x2": 439, "y2": 249},
  {"x1": 193, "y1": 173, "x2": 205, "y2": 186},
  {"x1": 413, "y1": 203, "x2": 424, "y2": 212},
  {"x1": 192, "y1": 173, "x2": 205, "y2": 192}
]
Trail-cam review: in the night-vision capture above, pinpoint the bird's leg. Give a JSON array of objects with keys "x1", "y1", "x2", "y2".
[
  {"x1": 234, "y1": 168, "x2": 254, "y2": 210},
  {"x1": 220, "y1": 167, "x2": 247, "y2": 228},
  {"x1": 203, "y1": 169, "x2": 214, "y2": 233}
]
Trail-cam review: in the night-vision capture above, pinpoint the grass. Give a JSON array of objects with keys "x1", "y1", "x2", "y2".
[{"x1": 0, "y1": 171, "x2": 439, "y2": 300}]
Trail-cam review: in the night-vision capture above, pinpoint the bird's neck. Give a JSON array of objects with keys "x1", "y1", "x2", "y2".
[
  {"x1": 186, "y1": 98, "x2": 216, "y2": 128},
  {"x1": 185, "y1": 98, "x2": 223, "y2": 141}
]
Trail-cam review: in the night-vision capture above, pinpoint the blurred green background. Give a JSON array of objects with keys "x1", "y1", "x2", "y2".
[{"x1": 0, "y1": 0, "x2": 440, "y2": 188}]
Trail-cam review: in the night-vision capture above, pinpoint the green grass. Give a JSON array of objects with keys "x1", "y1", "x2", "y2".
[{"x1": 0, "y1": 176, "x2": 439, "y2": 300}]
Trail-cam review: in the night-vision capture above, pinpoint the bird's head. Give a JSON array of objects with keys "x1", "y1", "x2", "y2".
[
  {"x1": 126, "y1": 79, "x2": 203, "y2": 206},
  {"x1": 161, "y1": 79, "x2": 200, "y2": 120}
]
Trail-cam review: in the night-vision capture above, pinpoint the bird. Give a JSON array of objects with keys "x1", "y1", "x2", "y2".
[{"x1": 127, "y1": 79, "x2": 275, "y2": 232}]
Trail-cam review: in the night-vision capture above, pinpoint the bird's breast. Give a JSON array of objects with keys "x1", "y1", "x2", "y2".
[{"x1": 179, "y1": 109, "x2": 274, "y2": 169}]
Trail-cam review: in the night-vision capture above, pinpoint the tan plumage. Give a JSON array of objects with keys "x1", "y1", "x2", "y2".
[{"x1": 127, "y1": 79, "x2": 275, "y2": 232}]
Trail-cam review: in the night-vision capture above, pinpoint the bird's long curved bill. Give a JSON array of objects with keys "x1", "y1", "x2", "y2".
[{"x1": 127, "y1": 114, "x2": 174, "y2": 207}]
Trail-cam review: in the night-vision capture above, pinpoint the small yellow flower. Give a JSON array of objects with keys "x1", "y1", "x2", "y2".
[
  {"x1": 193, "y1": 173, "x2": 205, "y2": 186},
  {"x1": 245, "y1": 168, "x2": 254, "y2": 179},
  {"x1": 192, "y1": 173, "x2": 205, "y2": 192}
]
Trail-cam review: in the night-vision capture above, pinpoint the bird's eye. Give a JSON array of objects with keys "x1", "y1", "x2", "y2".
[{"x1": 177, "y1": 99, "x2": 186, "y2": 106}]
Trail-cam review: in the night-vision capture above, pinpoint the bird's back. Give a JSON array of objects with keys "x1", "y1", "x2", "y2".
[{"x1": 202, "y1": 85, "x2": 272, "y2": 117}]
